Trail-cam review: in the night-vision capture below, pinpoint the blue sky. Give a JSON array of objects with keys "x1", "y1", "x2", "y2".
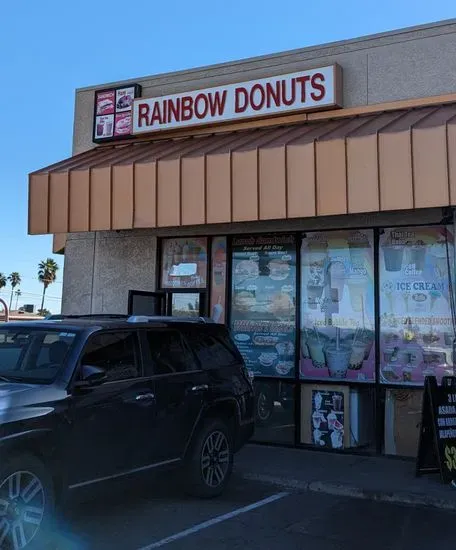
[{"x1": 1, "y1": 0, "x2": 455, "y2": 313}]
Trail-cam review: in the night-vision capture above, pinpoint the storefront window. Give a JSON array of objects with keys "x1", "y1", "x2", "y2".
[
  {"x1": 230, "y1": 234, "x2": 296, "y2": 378},
  {"x1": 379, "y1": 226, "x2": 455, "y2": 385},
  {"x1": 161, "y1": 238, "x2": 208, "y2": 289},
  {"x1": 301, "y1": 384, "x2": 375, "y2": 450},
  {"x1": 300, "y1": 230, "x2": 375, "y2": 382},
  {"x1": 210, "y1": 237, "x2": 227, "y2": 323}
]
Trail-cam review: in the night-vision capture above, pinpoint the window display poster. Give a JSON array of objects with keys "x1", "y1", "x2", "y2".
[
  {"x1": 311, "y1": 389, "x2": 345, "y2": 449},
  {"x1": 210, "y1": 237, "x2": 227, "y2": 323},
  {"x1": 231, "y1": 234, "x2": 296, "y2": 378},
  {"x1": 161, "y1": 238, "x2": 208, "y2": 289},
  {"x1": 300, "y1": 231, "x2": 375, "y2": 382},
  {"x1": 379, "y1": 226, "x2": 455, "y2": 386}
]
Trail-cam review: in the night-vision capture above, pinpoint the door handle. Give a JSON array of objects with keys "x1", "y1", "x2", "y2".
[
  {"x1": 135, "y1": 393, "x2": 155, "y2": 401},
  {"x1": 191, "y1": 384, "x2": 208, "y2": 392}
]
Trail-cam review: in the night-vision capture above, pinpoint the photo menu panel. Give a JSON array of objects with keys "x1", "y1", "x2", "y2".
[
  {"x1": 230, "y1": 234, "x2": 297, "y2": 378},
  {"x1": 379, "y1": 226, "x2": 455, "y2": 385},
  {"x1": 93, "y1": 84, "x2": 141, "y2": 143}
]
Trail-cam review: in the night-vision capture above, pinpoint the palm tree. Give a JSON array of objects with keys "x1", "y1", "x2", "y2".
[
  {"x1": 8, "y1": 272, "x2": 21, "y2": 310},
  {"x1": 15, "y1": 289, "x2": 21, "y2": 310},
  {"x1": 38, "y1": 259, "x2": 59, "y2": 312},
  {"x1": 0, "y1": 273, "x2": 6, "y2": 292}
]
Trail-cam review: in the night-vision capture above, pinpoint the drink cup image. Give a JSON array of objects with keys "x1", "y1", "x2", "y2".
[
  {"x1": 312, "y1": 411, "x2": 322, "y2": 429},
  {"x1": 96, "y1": 122, "x2": 104, "y2": 136},
  {"x1": 409, "y1": 240, "x2": 426, "y2": 271},
  {"x1": 332, "y1": 394, "x2": 343, "y2": 411},
  {"x1": 308, "y1": 337, "x2": 326, "y2": 368},
  {"x1": 106, "y1": 121, "x2": 113, "y2": 135},
  {"x1": 349, "y1": 341, "x2": 367, "y2": 370},
  {"x1": 325, "y1": 344, "x2": 351, "y2": 378},
  {"x1": 307, "y1": 283, "x2": 324, "y2": 309},
  {"x1": 329, "y1": 261, "x2": 346, "y2": 302},
  {"x1": 347, "y1": 279, "x2": 367, "y2": 313},
  {"x1": 383, "y1": 245, "x2": 404, "y2": 272},
  {"x1": 348, "y1": 231, "x2": 369, "y2": 268},
  {"x1": 305, "y1": 240, "x2": 328, "y2": 268},
  {"x1": 211, "y1": 302, "x2": 224, "y2": 323},
  {"x1": 430, "y1": 239, "x2": 448, "y2": 278}
]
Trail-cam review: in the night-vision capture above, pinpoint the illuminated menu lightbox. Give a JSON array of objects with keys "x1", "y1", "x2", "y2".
[{"x1": 93, "y1": 83, "x2": 142, "y2": 143}]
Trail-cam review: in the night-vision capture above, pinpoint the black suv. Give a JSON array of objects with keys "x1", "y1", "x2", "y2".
[{"x1": 0, "y1": 315, "x2": 254, "y2": 549}]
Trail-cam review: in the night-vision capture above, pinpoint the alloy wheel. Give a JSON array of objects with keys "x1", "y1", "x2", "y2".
[
  {"x1": 257, "y1": 392, "x2": 271, "y2": 422},
  {"x1": 201, "y1": 430, "x2": 230, "y2": 488},
  {"x1": 0, "y1": 471, "x2": 45, "y2": 549}
]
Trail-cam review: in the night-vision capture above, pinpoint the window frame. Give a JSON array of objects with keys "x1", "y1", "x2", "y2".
[
  {"x1": 75, "y1": 329, "x2": 143, "y2": 385},
  {"x1": 140, "y1": 327, "x2": 202, "y2": 378}
]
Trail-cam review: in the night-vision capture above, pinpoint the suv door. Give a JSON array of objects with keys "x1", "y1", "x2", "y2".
[
  {"x1": 66, "y1": 330, "x2": 159, "y2": 487},
  {"x1": 142, "y1": 328, "x2": 208, "y2": 461}
]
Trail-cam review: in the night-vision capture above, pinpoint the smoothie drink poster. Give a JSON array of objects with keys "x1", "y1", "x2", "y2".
[
  {"x1": 379, "y1": 226, "x2": 455, "y2": 385},
  {"x1": 161, "y1": 238, "x2": 208, "y2": 288},
  {"x1": 231, "y1": 234, "x2": 296, "y2": 378},
  {"x1": 300, "y1": 230, "x2": 376, "y2": 382},
  {"x1": 210, "y1": 237, "x2": 227, "y2": 323}
]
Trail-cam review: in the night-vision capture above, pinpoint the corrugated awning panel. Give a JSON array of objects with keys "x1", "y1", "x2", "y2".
[{"x1": 28, "y1": 103, "x2": 456, "y2": 235}]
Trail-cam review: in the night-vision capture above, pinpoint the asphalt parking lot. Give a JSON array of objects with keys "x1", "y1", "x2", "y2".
[{"x1": 54, "y1": 466, "x2": 456, "y2": 550}]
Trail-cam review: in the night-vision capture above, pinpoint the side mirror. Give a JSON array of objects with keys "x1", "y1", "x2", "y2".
[{"x1": 74, "y1": 364, "x2": 107, "y2": 390}]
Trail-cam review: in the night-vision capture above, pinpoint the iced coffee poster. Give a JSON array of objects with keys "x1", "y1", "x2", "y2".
[
  {"x1": 311, "y1": 389, "x2": 345, "y2": 449},
  {"x1": 230, "y1": 234, "x2": 296, "y2": 378},
  {"x1": 161, "y1": 238, "x2": 208, "y2": 289},
  {"x1": 210, "y1": 237, "x2": 227, "y2": 324},
  {"x1": 300, "y1": 230, "x2": 376, "y2": 383},
  {"x1": 379, "y1": 226, "x2": 455, "y2": 386}
]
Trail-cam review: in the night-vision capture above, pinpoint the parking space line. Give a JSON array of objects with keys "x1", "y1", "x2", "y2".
[{"x1": 137, "y1": 491, "x2": 289, "y2": 549}]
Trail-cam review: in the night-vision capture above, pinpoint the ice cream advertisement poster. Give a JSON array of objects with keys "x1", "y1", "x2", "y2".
[
  {"x1": 300, "y1": 230, "x2": 376, "y2": 382},
  {"x1": 379, "y1": 226, "x2": 455, "y2": 386},
  {"x1": 230, "y1": 234, "x2": 296, "y2": 378}
]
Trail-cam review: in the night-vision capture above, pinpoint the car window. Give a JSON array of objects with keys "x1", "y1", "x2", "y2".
[
  {"x1": 184, "y1": 329, "x2": 239, "y2": 369},
  {"x1": 81, "y1": 331, "x2": 139, "y2": 382},
  {"x1": 145, "y1": 330, "x2": 198, "y2": 375},
  {"x1": 0, "y1": 329, "x2": 76, "y2": 383}
]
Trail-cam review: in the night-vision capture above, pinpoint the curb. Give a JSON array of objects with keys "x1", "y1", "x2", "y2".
[{"x1": 240, "y1": 472, "x2": 456, "y2": 512}]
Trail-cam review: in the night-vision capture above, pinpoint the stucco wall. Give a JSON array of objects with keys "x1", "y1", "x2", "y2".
[
  {"x1": 72, "y1": 19, "x2": 456, "y2": 155},
  {"x1": 62, "y1": 232, "x2": 157, "y2": 315}
]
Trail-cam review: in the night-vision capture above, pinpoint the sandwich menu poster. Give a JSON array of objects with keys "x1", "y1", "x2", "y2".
[{"x1": 230, "y1": 234, "x2": 296, "y2": 378}]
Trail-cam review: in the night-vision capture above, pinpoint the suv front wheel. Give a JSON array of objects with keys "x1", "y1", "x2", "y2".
[
  {"x1": 0, "y1": 453, "x2": 55, "y2": 549},
  {"x1": 185, "y1": 419, "x2": 233, "y2": 498}
]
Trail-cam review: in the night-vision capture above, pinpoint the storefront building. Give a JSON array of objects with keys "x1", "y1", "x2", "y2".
[{"x1": 29, "y1": 20, "x2": 456, "y2": 456}]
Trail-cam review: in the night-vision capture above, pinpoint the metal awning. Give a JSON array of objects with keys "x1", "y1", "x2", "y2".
[{"x1": 29, "y1": 103, "x2": 456, "y2": 235}]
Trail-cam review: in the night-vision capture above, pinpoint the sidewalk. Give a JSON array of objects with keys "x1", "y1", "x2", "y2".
[{"x1": 235, "y1": 444, "x2": 456, "y2": 511}]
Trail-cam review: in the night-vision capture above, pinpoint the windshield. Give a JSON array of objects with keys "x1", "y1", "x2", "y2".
[{"x1": 0, "y1": 328, "x2": 77, "y2": 383}]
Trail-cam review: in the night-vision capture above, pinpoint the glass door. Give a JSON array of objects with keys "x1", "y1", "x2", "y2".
[{"x1": 168, "y1": 292, "x2": 207, "y2": 318}]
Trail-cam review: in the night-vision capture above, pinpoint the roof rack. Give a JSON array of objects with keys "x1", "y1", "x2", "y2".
[
  {"x1": 127, "y1": 315, "x2": 214, "y2": 324},
  {"x1": 49, "y1": 314, "x2": 129, "y2": 320}
]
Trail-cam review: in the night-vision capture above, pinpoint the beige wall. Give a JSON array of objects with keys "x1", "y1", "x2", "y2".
[
  {"x1": 73, "y1": 19, "x2": 456, "y2": 154},
  {"x1": 62, "y1": 19, "x2": 456, "y2": 314}
]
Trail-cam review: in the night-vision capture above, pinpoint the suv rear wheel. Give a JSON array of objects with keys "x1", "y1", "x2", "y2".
[
  {"x1": 0, "y1": 454, "x2": 55, "y2": 549},
  {"x1": 185, "y1": 419, "x2": 233, "y2": 498}
]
